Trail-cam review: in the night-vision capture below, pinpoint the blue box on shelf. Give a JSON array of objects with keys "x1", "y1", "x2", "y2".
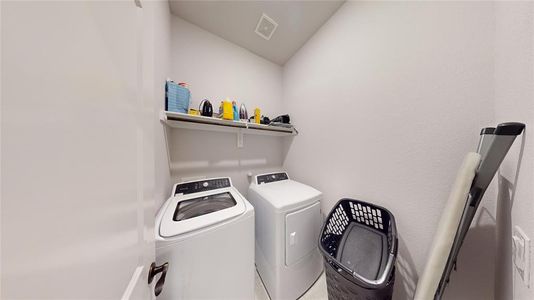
[{"x1": 166, "y1": 80, "x2": 190, "y2": 113}]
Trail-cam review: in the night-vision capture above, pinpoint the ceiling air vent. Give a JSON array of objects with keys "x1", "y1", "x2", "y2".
[{"x1": 255, "y1": 13, "x2": 278, "y2": 41}]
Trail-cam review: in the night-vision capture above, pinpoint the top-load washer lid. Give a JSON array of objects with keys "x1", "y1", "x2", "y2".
[
  {"x1": 173, "y1": 191, "x2": 237, "y2": 221},
  {"x1": 158, "y1": 178, "x2": 247, "y2": 238},
  {"x1": 250, "y1": 172, "x2": 322, "y2": 212}
]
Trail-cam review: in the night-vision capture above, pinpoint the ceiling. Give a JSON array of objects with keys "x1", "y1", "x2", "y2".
[{"x1": 169, "y1": 1, "x2": 345, "y2": 66}]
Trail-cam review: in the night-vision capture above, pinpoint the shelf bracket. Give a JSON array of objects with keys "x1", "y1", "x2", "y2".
[
  {"x1": 160, "y1": 111, "x2": 172, "y2": 171},
  {"x1": 237, "y1": 129, "x2": 244, "y2": 148}
]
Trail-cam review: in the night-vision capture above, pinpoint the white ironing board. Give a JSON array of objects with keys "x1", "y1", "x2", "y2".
[
  {"x1": 415, "y1": 122, "x2": 525, "y2": 300},
  {"x1": 414, "y1": 152, "x2": 480, "y2": 300}
]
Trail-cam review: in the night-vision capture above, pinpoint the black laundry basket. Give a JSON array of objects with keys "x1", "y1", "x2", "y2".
[{"x1": 319, "y1": 199, "x2": 398, "y2": 300}]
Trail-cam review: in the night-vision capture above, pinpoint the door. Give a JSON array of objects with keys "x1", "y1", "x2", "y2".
[
  {"x1": 1, "y1": 1, "x2": 159, "y2": 299},
  {"x1": 285, "y1": 202, "x2": 322, "y2": 266}
]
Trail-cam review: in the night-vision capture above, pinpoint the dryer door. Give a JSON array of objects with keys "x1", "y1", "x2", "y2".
[{"x1": 285, "y1": 202, "x2": 321, "y2": 266}]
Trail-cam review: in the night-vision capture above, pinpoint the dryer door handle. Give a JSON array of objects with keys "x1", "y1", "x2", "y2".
[{"x1": 148, "y1": 262, "x2": 168, "y2": 297}]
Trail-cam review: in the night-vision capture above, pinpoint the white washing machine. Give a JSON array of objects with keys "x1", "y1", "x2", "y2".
[
  {"x1": 247, "y1": 172, "x2": 323, "y2": 300},
  {"x1": 155, "y1": 177, "x2": 254, "y2": 300}
]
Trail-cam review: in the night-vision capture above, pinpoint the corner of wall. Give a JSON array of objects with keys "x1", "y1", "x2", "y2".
[
  {"x1": 493, "y1": 3, "x2": 534, "y2": 299},
  {"x1": 149, "y1": 0, "x2": 173, "y2": 208}
]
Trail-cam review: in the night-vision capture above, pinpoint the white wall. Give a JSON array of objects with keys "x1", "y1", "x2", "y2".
[
  {"x1": 1, "y1": 1, "x2": 160, "y2": 298},
  {"x1": 282, "y1": 2, "x2": 496, "y2": 299},
  {"x1": 170, "y1": 17, "x2": 283, "y2": 118},
  {"x1": 493, "y1": 2, "x2": 534, "y2": 300},
  {"x1": 165, "y1": 16, "x2": 284, "y2": 202},
  {"x1": 149, "y1": 0, "x2": 172, "y2": 215}
]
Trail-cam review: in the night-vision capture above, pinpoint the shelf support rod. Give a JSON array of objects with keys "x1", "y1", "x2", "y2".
[
  {"x1": 237, "y1": 129, "x2": 244, "y2": 148},
  {"x1": 160, "y1": 111, "x2": 172, "y2": 171}
]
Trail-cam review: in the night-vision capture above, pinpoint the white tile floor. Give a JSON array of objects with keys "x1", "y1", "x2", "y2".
[{"x1": 254, "y1": 270, "x2": 328, "y2": 300}]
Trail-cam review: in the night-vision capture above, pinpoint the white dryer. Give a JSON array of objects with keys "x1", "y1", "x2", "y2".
[
  {"x1": 248, "y1": 172, "x2": 323, "y2": 300},
  {"x1": 155, "y1": 177, "x2": 254, "y2": 300}
]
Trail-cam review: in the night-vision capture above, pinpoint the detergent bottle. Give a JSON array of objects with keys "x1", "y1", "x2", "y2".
[
  {"x1": 232, "y1": 101, "x2": 239, "y2": 121},
  {"x1": 222, "y1": 98, "x2": 233, "y2": 120}
]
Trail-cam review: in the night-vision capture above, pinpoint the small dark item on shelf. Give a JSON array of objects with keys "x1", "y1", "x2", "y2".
[
  {"x1": 248, "y1": 115, "x2": 270, "y2": 125},
  {"x1": 199, "y1": 99, "x2": 213, "y2": 117},
  {"x1": 261, "y1": 116, "x2": 270, "y2": 125},
  {"x1": 271, "y1": 114, "x2": 290, "y2": 124}
]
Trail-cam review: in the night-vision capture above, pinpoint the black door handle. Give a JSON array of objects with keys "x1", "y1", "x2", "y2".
[{"x1": 148, "y1": 262, "x2": 168, "y2": 297}]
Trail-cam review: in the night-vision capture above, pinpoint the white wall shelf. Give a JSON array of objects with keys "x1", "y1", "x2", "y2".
[{"x1": 160, "y1": 111, "x2": 297, "y2": 149}]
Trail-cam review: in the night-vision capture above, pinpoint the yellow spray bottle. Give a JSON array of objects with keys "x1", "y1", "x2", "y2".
[{"x1": 254, "y1": 108, "x2": 261, "y2": 124}]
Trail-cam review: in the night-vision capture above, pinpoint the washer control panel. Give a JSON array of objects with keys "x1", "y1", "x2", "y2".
[
  {"x1": 174, "y1": 178, "x2": 231, "y2": 195},
  {"x1": 257, "y1": 172, "x2": 289, "y2": 184}
]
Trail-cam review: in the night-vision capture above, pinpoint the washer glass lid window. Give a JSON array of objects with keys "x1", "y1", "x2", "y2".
[{"x1": 173, "y1": 192, "x2": 237, "y2": 221}]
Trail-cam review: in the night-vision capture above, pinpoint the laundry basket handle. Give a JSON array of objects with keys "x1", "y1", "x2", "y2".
[
  {"x1": 337, "y1": 217, "x2": 397, "y2": 289},
  {"x1": 349, "y1": 253, "x2": 396, "y2": 289}
]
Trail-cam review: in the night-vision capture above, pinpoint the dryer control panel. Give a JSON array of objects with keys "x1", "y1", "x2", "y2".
[
  {"x1": 174, "y1": 178, "x2": 231, "y2": 195},
  {"x1": 257, "y1": 172, "x2": 289, "y2": 184}
]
